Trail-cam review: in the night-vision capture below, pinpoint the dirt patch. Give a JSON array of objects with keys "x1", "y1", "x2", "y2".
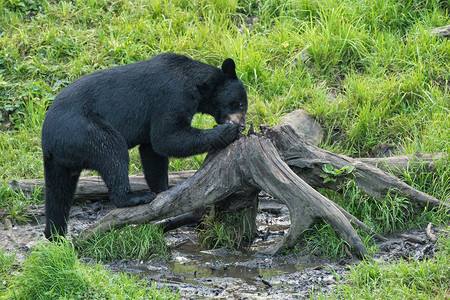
[{"x1": 0, "y1": 196, "x2": 443, "y2": 299}]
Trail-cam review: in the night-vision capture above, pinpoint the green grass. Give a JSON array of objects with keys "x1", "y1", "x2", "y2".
[
  {"x1": 0, "y1": 239, "x2": 178, "y2": 299},
  {"x1": 76, "y1": 224, "x2": 170, "y2": 261},
  {"x1": 0, "y1": 0, "x2": 449, "y2": 297},
  {"x1": 0, "y1": 181, "x2": 43, "y2": 224},
  {"x1": 0, "y1": 250, "x2": 16, "y2": 293},
  {"x1": 317, "y1": 227, "x2": 450, "y2": 299},
  {"x1": 197, "y1": 205, "x2": 255, "y2": 249},
  {"x1": 0, "y1": 0, "x2": 448, "y2": 171}
]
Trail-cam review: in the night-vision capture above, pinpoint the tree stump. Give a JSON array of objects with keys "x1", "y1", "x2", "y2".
[{"x1": 75, "y1": 110, "x2": 448, "y2": 258}]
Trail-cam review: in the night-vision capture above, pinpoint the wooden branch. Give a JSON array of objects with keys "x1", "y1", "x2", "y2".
[
  {"x1": 431, "y1": 25, "x2": 450, "y2": 38},
  {"x1": 357, "y1": 152, "x2": 447, "y2": 175},
  {"x1": 264, "y1": 123, "x2": 448, "y2": 209},
  {"x1": 7, "y1": 171, "x2": 195, "y2": 200},
  {"x1": 157, "y1": 210, "x2": 207, "y2": 233}
]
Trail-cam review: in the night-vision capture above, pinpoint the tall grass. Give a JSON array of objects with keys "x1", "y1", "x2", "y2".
[
  {"x1": 76, "y1": 224, "x2": 170, "y2": 261},
  {"x1": 1, "y1": 239, "x2": 178, "y2": 299},
  {"x1": 318, "y1": 228, "x2": 450, "y2": 299},
  {"x1": 197, "y1": 205, "x2": 255, "y2": 249},
  {"x1": 1, "y1": 0, "x2": 448, "y2": 160}
]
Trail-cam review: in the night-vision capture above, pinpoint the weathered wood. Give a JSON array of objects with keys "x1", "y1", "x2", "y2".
[
  {"x1": 7, "y1": 171, "x2": 196, "y2": 200},
  {"x1": 264, "y1": 123, "x2": 447, "y2": 209},
  {"x1": 8, "y1": 153, "x2": 445, "y2": 198},
  {"x1": 358, "y1": 152, "x2": 447, "y2": 175},
  {"x1": 157, "y1": 209, "x2": 207, "y2": 233},
  {"x1": 426, "y1": 223, "x2": 437, "y2": 243},
  {"x1": 431, "y1": 25, "x2": 450, "y2": 37}
]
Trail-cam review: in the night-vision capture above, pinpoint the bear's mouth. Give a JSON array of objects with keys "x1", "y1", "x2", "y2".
[{"x1": 225, "y1": 113, "x2": 246, "y2": 131}]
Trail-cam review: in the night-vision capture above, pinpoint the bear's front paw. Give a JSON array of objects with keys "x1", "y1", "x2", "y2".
[{"x1": 213, "y1": 123, "x2": 241, "y2": 149}]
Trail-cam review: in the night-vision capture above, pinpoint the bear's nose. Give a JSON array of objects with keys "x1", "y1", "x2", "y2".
[{"x1": 225, "y1": 113, "x2": 246, "y2": 129}]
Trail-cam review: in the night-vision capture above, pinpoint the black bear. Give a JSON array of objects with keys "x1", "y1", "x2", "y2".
[{"x1": 42, "y1": 53, "x2": 247, "y2": 240}]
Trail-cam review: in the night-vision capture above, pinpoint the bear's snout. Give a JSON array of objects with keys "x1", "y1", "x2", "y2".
[{"x1": 226, "y1": 113, "x2": 246, "y2": 131}]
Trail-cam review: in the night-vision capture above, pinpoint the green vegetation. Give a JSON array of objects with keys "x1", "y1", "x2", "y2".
[
  {"x1": 0, "y1": 0, "x2": 449, "y2": 298},
  {"x1": 318, "y1": 228, "x2": 450, "y2": 299},
  {"x1": 298, "y1": 177, "x2": 449, "y2": 257},
  {"x1": 295, "y1": 158, "x2": 450, "y2": 257},
  {"x1": 320, "y1": 164, "x2": 355, "y2": 184},
  {"x1": 0, "y1": 182, "x2": 43, "y2": 224},
  {"x1": 0, "y1": 239, "x2": 177, "y2": 299},
  {"x1": 77, "y1": 224, "x2": 170, "y2": 261},
  {"x1": 198, "y1": 206, "x2": 255, "y2": 249},
  {"x1": 2, "y1": 0, "x2": 449, "y2": 180}
]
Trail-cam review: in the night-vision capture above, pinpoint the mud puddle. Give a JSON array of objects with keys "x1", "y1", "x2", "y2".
[
  {"x1": 106, "y1": 208, "x2": 345, "y2": 300},
  {"x1": 0, "y1": 196, "x2": 444, "y2": 299}
]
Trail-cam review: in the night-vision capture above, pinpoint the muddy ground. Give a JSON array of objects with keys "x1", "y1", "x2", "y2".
[{"x1": 0, "y1": 194, "x2": 444, "y2": 299}]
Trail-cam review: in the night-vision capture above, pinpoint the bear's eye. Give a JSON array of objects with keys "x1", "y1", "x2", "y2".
[{"x1": 239, "y1": 103, "x2": 245, "y2": 109}]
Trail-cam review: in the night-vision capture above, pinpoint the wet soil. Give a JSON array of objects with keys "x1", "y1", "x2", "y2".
[{"x1": 0, "y1": 196, "x2": 443, "y2": 299}]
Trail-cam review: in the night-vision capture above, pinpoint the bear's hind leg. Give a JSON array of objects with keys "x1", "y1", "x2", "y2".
[
  {"x1": 99, "y1": 156, "x2": 156, "y2": 207},
  {"x1": 90, "y1": 134, "x2": 156, "y2": 208},
  {"x1": 44, "y1": 159, "x2": 80, "y2": 240},
  {"x1": 139, "y1": 143, "x2": 169, "y2": 193}
]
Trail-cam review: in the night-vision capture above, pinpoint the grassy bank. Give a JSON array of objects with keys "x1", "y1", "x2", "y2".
[
  {"x1": 1, "y1": 0, "x2": 449, "y2": 298},
  {"x1": 318, "y1": 228, "x2": 450, "y2": 299},
  {"x1": 0, "y1": 239, "x2": 177, "y2": 299},
  {"x1": 1, "y1": 0, "x2": 449, "y2": 180}
]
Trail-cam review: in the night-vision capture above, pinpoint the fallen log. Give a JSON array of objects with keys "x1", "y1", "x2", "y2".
[
  {"x1": 7, "y1": 171, "x2": 195, "y2": 201},
  {"x1": 358, "y1": 152, "x2": 446, "y2": 175},
  {"x1": 7, "y1": 150, "x2": 445, "y2": 199},
  {"x1": 264, "y1": 124, "x2": 446, "y2": 208}
]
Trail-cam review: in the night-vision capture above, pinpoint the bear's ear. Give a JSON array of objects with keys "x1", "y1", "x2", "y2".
[{"x1": 221, "y1": 58, "x2": 237, "y2": 79}]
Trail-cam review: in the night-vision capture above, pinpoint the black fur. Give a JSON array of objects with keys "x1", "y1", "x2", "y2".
[{"x1": 42, "y1": 53, "x2": 247, "y2": 239}]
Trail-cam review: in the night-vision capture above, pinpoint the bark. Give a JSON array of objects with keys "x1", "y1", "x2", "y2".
[
  {"x1": 431, "y1": 25, "x2": 450, "y2": 38},
  {"x1": 358, "y1": 152, "x2": 446, "y2": 176},
  {"x1": 7, "y1": 171, "x2": 195, "y2": 201},
  {"x1": 8, "y1": 155, "x2": 444, "y2": 199},
  {"x1": 264, "y1": 124, "x2": 447, "y2": 209}
]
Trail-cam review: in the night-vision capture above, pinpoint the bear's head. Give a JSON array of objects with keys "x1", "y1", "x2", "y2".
[{"x1": 210, "y1": 58, "x2": 248, "y2": 131}]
